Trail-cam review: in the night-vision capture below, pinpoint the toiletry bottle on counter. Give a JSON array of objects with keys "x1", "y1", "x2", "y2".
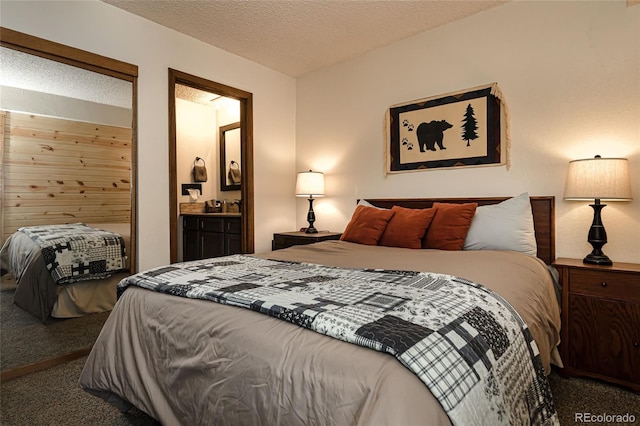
[{"x1": 221, "y1": 200, "x2": 228, "y2": 213}]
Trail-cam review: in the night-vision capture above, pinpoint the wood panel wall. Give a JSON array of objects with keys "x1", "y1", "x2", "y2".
[{"x1": 2, "y1": 111, "x2": 131, "y2": 241}]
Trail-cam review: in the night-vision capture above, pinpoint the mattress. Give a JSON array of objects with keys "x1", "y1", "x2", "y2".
[{"x1": 79, "y1": 241, "x2": 561, "y2": 425}]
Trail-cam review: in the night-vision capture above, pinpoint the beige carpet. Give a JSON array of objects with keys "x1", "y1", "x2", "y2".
[
  {"x1": 0, "y1": 284, "x2": 110, "y2": 371},
  {"x1": 0, "y1": 356, "x2": 157, "y2": 426},
  {"x1": 548, "y1": 369, "x2": 639, "y2": 424}
]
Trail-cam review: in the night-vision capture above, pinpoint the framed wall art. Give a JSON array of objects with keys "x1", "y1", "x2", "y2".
[{"x1": 385, "y1": 83, "x2": 510, "y2": 174}]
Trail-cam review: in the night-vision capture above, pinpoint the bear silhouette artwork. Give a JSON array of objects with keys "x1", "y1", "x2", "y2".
[{"x1": 416, "y1": 120, "x2": 453, "y2": 152}]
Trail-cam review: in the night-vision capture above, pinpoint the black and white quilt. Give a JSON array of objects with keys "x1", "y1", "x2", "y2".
[
  {"x1": 118, "y1": 255, "x2": 559, "y2": 426},
  {"x1": 19, "y1": 223, "x2": 127, "y2": 285}
]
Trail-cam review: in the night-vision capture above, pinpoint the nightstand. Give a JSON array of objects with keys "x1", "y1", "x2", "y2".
[
  {"x1": 272, "y1": 231, "x2": 342, "y2": 250},
  {"x1": 553, "y1": 258, "x2": 640, "y2": 392}
]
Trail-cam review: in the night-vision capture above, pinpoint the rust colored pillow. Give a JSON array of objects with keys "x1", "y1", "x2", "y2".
[
  {"x1": 379, "y1": 206, "x2": 437, "y2": 249},
  {"x1": 340, "y1": 205, "x2": 395, "y2": 245},
  {"x1": 422, "y1": 202, "x2": 478, "y2": 250}
]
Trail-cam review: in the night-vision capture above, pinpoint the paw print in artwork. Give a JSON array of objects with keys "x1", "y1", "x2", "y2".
[
  {"x1": 402, "y1": 137, "x2": 414, "y2": 150},
  {"x1": 402, "y1": 121, "x2": 417, "y2": 152},
  {"x1": 402, "y1": 119, "x2": 415, "y2": 132}
]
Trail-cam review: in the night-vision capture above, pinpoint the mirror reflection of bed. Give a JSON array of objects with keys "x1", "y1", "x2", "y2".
[{"x1": 0, "y1": 29, "x2": 138, "y2": 379}]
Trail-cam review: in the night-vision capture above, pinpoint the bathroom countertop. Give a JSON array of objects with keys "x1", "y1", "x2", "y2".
[{"x1": 179, "y1": 201, "x2": 241, "y2": 216}]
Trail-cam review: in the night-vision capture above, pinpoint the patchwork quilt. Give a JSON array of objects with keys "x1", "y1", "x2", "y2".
[
  {"x1": 19, "y1": 223, "x2": 127, "y2": 285},
  {"x1": 118, "y1": 255, "x2": 559, "y2": 426}
]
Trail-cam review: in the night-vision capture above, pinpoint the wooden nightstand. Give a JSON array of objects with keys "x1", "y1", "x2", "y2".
[
  {"x1": 553, "y1": 258, "x2": 640, "y2": 392},
  {"x1": 272, "y1": 231, "x2": 342, "y2": 250}
]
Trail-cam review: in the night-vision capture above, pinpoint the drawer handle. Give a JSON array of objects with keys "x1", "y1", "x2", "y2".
[
  {"x1": 600, "y1": 282, "x2": 608, "y2": 288},
  {"x1": 634, "y1": 342, "x2": 639, "y2": 349}
]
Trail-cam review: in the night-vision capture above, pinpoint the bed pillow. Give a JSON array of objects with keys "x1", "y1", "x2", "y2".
[
  {"x1": 463, "y1": 193, "x2": 537, "y2": 256},
  {"x1": 340, "y1": 205, "x2": 395, "y2": 245},
  {"x1": 357, "y1": 199, "x2": 379, "y2": 208},
  {"x1": 379, "y1": 206, "x2": 437, "y2": 249},
  {"x1": 422, "y1": 202, "x2": 478, "y2": 250}
]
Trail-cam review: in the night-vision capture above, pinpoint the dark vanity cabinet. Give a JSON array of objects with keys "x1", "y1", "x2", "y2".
[{"x1": 182, "y1": 215, "x2": 241, "y2": 261}]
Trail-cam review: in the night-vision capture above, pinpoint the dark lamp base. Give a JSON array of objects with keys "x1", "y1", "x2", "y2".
[
  {"x1": 583, "y1": 200, "x2": 613, "y2": 266},
  {"x1": 304, "y1": 197, "x2": 318, "y2": 234},
  {"x1": 583, "y1": 253, "x2": 612, "y2": 265}
]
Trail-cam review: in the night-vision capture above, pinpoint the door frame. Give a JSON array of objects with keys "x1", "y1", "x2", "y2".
[{"x1": 168, "y1": 69, "x2": 254, "y2": 263}]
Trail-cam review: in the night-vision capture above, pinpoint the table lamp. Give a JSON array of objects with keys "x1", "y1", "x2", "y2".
[
  {"x1": 563, "y1": 155, "x2": 632, "y2": 265},
  {"x1": 295, "y1": 170, "x2": 325, "y2": 234}
]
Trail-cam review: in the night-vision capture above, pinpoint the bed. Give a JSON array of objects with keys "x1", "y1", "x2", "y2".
[
  {"x1": 0, "y1": 222, "x2": 131, "y2": 322},
  {"x1": 79, "y1": 195, "x2": 561, "y2": 425}
]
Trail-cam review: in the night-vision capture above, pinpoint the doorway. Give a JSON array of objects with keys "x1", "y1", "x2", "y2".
[{"x1": 168, "y1": 69, "x2": 254, "y2": 263}]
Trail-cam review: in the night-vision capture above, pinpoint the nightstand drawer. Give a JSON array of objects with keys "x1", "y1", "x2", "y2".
[
  {"x1": 569, "y1": 270, "x2": 640, "y2": 303},
  {"x1": 274, "y1": 235, "x2": 306, "y2": 249},
  {"x1": 272, "y1": 231, "x2": 342, "y2": 250}
]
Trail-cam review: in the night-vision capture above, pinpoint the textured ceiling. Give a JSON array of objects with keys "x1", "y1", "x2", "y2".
[
  {"x1": 176, "y1": 83, "x2": 243, "y2": 110},
  {"x1": 102, "y1": 0, "x2": 508, "y2": 77},
  {"x1": 0, "y1": 46, "x2": 132, "y2": 107},
  {"x1": 175, "y1": 84, "x2": 219, "y2": 105}
]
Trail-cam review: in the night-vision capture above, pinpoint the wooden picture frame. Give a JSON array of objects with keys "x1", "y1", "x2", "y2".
[{"x1": 386, "y1": 84, "x2": 506, "y2": 174}]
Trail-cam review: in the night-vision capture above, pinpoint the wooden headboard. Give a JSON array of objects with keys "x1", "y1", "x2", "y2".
[{"x1": 364, "y1": 196, "x2": 555, "y2": 265}]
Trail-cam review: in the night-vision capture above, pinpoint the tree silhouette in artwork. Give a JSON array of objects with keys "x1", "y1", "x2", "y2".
[{"x1": 461, "y1": 103, "x2": 478, "y2": 146}]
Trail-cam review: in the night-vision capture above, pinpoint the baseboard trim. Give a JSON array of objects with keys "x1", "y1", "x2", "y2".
[{"x1": 0, "y1": 346, "x2": 92, "y2": 382}]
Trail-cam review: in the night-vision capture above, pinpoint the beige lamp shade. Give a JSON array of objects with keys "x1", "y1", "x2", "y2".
[
  {"x1": 295, "y1": 170, "x2": 325, "y2": 197},
  {"x1": 564, "y1": 156, "x2": 632, "y2": 201}
]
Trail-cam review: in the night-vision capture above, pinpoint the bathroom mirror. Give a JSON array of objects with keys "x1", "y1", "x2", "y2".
[{"x1": 220, "y1": 122, "x2": 241, "y2": 191}]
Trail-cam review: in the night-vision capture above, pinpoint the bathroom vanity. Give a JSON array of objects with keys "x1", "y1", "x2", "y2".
[{"x1": 181, "y1": 213, "x2": 242, "y2": 261}]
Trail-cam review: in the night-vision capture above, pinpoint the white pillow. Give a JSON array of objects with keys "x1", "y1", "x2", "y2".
[
  {"x1": 463, "y1": 193, "x2": 537, "y2": 256},
  {"x1": 357, "y1": 199, "x2": 383, "y2": 209}
]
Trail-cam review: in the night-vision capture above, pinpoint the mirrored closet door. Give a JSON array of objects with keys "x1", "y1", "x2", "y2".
[{"x1": 0, "y1": 28, "x2": 138, "y2": 378}]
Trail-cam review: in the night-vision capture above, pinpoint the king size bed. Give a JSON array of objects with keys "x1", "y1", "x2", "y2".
[{"x1": 79, "y1": 195, "x2": 561, "y2": 425}]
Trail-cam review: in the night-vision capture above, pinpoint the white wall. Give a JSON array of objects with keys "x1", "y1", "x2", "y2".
[
  {"x1": 176, "y1": 99, "x2": 218, "y2": 203},
  {"x1": 296, "y1": 0, "x2": 640, "y2": 263},
  {"x1": 175, "y1": 98, "x2": 241, "y2": 206},
  {"x1": 4, "y1": 1, "x2": 638, "y2": 265},
  {"x1": 0, "y1": 86, "x2": 131, "y2": 127},
  {"x1": 1, "y1": 0, "x2": 297, "y2": 269}
]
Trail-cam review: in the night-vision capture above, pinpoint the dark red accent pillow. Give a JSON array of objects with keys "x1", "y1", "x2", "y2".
[
  {"x1": 340, "y1": 205, "x2": 395, "y2": 245},
  {"x1": 422, "y1": 202, "x2": 478, "y2": 250},
  {"x1": 379, "y1": 206, "x2": 437, "y2": 249}
]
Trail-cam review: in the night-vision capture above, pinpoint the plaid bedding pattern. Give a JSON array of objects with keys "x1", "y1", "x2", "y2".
[
  {"x1": 118, "y1": 255, "x2": 558, "y2": 426},
  {"x1": 19, "y1": 223, "x2": 127, "y2": 285}
]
